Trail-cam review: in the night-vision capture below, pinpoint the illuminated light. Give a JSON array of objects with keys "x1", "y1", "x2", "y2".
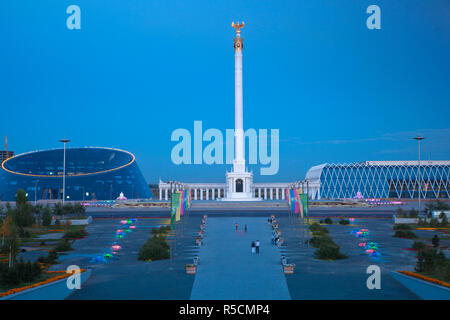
[
  {"x1": 112, "y1": 245, "x2": 121, "y2": 250},
  {"x1": 112, "y1": 251, "x2": 117, "y2": 254},
  {"x1": 1, "y1": 147, "x2": 136, "y2": 178},
  {"x1": 130, "y1": 226, "x2": 136, "y2": 229},
  {"x1": 359, "y1": 243, "x2": 366, "y2": 247},
  {"x1": 120, "y1": 220, "x2": 128, "y2": 224},
  {"x1": 117, "y1": 230, "x2": 123, "y2": 233}
]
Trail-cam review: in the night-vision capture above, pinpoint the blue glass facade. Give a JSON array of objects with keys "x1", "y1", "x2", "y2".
[
  {"x1": 0, "y1": 147, "x2": 152, "y2": 201},
  {"x1": 306, "y1": 161, "x2": 450, "y2": 200}
]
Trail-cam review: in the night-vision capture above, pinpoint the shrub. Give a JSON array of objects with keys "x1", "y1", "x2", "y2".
[
  {"x1": 54, "y1": 239, "x2": 73, "y2": 252},
  {"x1": 394, "y1": 230, "x2": 417, "y2": 239},
  {"x1": 63, "y1": 228, "x2": 88, "y2": 240},
  {"x1": 440, "y1": 214, "x2": 448, "y2": 227},
  {"x1": 429, "y1": 218, "x2": 439, "y2": 227},
  {"x1": 409, "y1": 209, "x2": 419, "y2": 218},
  {"x1": 412, "y1": 241, "x2": 426, "y2": 251},
  {"x1": 432, "y1": 234, "x2": 440, "y2": 248},
  {"x1": 308, "y1": 235, "x2": 336, "y2": 248},
  {"x1": 0, "y1": 259, "x2": 42, "y2": 286},
  {"x1": 393, "y1": 224, "x2": 412, "y2": 230},
  {"x1": 42, "y1": 206, "x2": 52, "y2": 226},
  {"x1": 314, "y1": 244, "x2": 347, "y2": 260},
  {"x1": 339, "y1": 218, "x2": 350, "y2": 225},
  {"x1": 151, "y1": 225, "x2": 171, "y2": 235},
  {"x1": 324, "y1": 217, "x2": 333, "y2": 224},
  {"x1": 138, "y1": 235, "x2": 170, "y2": 261},
  {"x1": 309, "y1": 223, "x2": 329, "y2": 235}
]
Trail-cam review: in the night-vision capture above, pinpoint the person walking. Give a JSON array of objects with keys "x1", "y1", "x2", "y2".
[
  {"x1": 235, "y1": 223, "x2": 238, "y2": 231},
  {"x1": 255, "y1": 240, "x2": 260, "y2": 254},
  {"x1": 251, "y1": 241, "x2": 256, "y2": 254},
  {"x1": 244, "y1": 224, "x2": 247, "y2": 232}
]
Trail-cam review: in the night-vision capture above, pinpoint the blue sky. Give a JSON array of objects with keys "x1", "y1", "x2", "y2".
[{"x1": 1, "y1": 0, "x2": 449, "y2": 183}]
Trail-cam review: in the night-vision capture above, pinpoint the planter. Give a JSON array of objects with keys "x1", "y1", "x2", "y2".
[
  {"x1": 391, "y1": 271, "x2": 450, "y2": 300},
  {"x1": 283, "y1": 264, "x2": 295, "y2": 274},
  {"x1": 185, "y1": 264, "x2": 196, "y2": 274}
]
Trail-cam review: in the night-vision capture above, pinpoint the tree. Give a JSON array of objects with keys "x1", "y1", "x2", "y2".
[
  {"x1": 62, "y1": 203, "x2": 74, "y2": 216},
  {"x1": 53, "y1": 203, "x2": 63, "y2": 216},
  {"x1": 432, "y1": 234, "x2": 440, "y2": 248},
  {"x1": 0, "y1": 215, "x2": 21, "y2": 268},
  {"x1": 11, "y1": 189, "x2": 35, "y2": 230},
  {"x1": 42, "y1": 206, "x2": 52, "y2": 227}
]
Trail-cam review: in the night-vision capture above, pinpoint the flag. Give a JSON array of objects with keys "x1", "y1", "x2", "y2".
[
  {"x1": 171, "y1": 192, "x2": 181, "y2": 229},
  {"x1": 293, "y1": 189, "x2": 300, "y2": 214},
  {"x1": 296, "y1": 189, "x2": 304, "y2": 217},
  {"x1": 299, "y1": 193, "x2": 309, "y2": 222},
  {"x1": 289, "y1": 189, "x2": 295, "y2": 212}
]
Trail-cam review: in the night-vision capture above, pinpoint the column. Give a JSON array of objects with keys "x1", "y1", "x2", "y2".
[
  {"x1": 270, "y1": 188, "x2": 273, "y2": 200},
  {"x1": 212, "y1": 189, "x2": 215, "y2": 200},
  {"x1": 194, "y1": 189, "x2": 198, "y2": 200},
  {"x1": 206, "y1": 189, "x2": 209, "y2": 200},
  {"x1": 165, "y1": 188, "x2": 168, "y2": 201},
  {"x1": 159, "y1": 187, "x2": 162, "y2": 201},
  {"x1": 276, "y1": 188, "x2": 279, "y2": 200},
  {"x1": 282, "y1": 188, "x2": 285, "y2": 200},
  {"x1": 200, "y1": 189, "x2": 203, "y2": 200},
  {"x1": 264, "y1": 188, "x2": 267, "y2": 200}
]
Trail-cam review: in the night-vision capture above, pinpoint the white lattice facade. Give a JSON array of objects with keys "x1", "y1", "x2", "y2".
[{"x1": 305, "y1": 161, "x2": 450, "y2": 200}]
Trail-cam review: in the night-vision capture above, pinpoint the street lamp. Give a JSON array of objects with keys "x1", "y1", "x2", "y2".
[
  {"x1": 413, "y1": 135, "x2": 425, "y2": 214},
  {"x1": 59, "y1": 139, "x2": 70, "y2": 205},
  {"x1": 34, "y1": 179, "x2": 39, "y2": 206}
]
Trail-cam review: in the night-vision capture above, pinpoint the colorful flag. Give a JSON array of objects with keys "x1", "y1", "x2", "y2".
[
  {"x1": 289, "y1": 189, "x2": 295, "y2": 212},
  {"x1": 171, "y1": 192, "x2": 181, "y2": 229},
  {"x1": 299, "y1": 193, "x2": 309, "y2": 221}
]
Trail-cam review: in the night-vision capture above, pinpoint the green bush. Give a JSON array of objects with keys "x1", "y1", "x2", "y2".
[
  {"x1": 138, "y1": 235, "x2": 170, "y2": 261},
  {"x1": 393, "y1": 224, "x2": 412, "y2": 230},
  {"x1": 54, "y1": 239, "x2": 73, "y2": 252},
  {"x1": 394, "y1": 230, "x2": 417, "y2": 239},
  {"x1": 42, "y1": 206, "x2": 52, "y2": 226},
  {"x1": 309, "y1": 223, "x2": 329, "y2": 235},
  {"x1": 0, "y1": 259, "x2": 42, "y2": 286},
  {"x1": 412, "y1": 241, "x2": 426, "y2": 251},
  {"x1": 63, "y1": 228, "x2": 88, "y2": 240},
  {"x1": 151, "y1": 225, "x2": 171, "y2": 235},
  {"x1": 339, "y1": 219, "x2": 350, "y2": 225},
  {"x1": 308, "y1": 235, "x2": 336, "y2": 248},
  {"x1": 314, "y1": 244, "x2": 347, "y2": 260},
  {"x1": 409, "y1": 209, "x2": 419, "y2": 218},
  {"x1": 324, "y1": 217, "x2": 333, "y2": 224},
  {"x1": 432, "y1": 234, "x2": 440, "y2": 248}
]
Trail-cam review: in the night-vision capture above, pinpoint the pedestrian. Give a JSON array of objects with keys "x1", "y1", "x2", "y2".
[
  {"x1": 244, "y1": 224, "x2": 247, "y2": 232},
  {"x1": 235, "y1": 223, "x2": 238, "y2": 231},
  {"x1": 251, "y1": 241, "x2": 256, "y2": 254},
  {"x1": 255, "y1": 240, "x2": 260, "y2": 254}
]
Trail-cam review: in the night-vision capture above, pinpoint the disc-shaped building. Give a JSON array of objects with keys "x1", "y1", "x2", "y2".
[{"x1": 0, "y1": 147, "x2": 152, "y2": 201}]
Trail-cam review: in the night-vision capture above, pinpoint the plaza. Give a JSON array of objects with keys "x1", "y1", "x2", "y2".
[{"x1": 7, "y1": 204, "x2": 446, "y2": 300}]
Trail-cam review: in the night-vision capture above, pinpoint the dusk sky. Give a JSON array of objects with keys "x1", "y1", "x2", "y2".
[{"x1": 1, "y1": 0, "x2": 449, "y2": 183}]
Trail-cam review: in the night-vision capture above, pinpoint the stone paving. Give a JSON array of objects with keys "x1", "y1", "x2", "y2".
[
  {"x1": 276, "y1": 215, "x2": 421, "y2": 299},
  {"x1": 13, "y1": 209, "x2": 446, "y2": 299},
  {"x1": 190, "y1": 217, "x2": 291, "y2": 300}
]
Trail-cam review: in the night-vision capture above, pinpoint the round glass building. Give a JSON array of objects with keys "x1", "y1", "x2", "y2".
[{"x1": 0, "y1": 147, "x2": 152, "y2": 201}]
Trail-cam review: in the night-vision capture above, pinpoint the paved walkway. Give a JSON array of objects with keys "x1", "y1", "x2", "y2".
[{"x1": 190, "y1": 217, "x2": 291, "y2": 300}]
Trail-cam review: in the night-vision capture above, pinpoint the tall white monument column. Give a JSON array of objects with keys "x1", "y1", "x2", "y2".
[{"x1": 222, "y1": 22, "x2": 260, "y2": 202}]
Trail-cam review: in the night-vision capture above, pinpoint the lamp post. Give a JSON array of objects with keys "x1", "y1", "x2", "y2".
[
  {"x1": 34, "y1": 179, "x2": 39, "y2": 206},
  {"x1": 59, "y1": 139, "x2": 70, "y2": 205},
  {"x1": 413, "y1": 135, "x2": 425, "y2": 214}
]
